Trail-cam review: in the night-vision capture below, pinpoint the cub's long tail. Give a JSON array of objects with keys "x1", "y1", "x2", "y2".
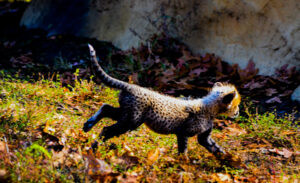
[{"x1": 88, "y1": 44, "x2": 132, "y2": 91}]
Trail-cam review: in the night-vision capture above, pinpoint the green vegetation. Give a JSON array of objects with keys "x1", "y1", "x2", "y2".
[{"x1": 0, "y1": 72, "x2": 299, "y2": 182}]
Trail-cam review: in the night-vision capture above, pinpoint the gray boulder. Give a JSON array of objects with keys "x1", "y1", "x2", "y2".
[
  {"x1": 21, "y1": 0, "x2": 300, "y2": 75},
  {"x1": 291, "y1": 85, "x2": 300, "y2": 103}
]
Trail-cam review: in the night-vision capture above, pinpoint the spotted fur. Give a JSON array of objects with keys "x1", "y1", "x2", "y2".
[{"x1": 83, "y1": 44, "x2": 241, "y2": 156}]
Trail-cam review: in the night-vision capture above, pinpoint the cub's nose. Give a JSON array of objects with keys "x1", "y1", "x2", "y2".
[{"x1": 233, "y1": 111, "x2": 239, "y2": 118}]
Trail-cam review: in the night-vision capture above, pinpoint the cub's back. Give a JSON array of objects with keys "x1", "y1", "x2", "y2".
[{"x1": 119, "y1": 86, "x2": 189, "y2": 120}]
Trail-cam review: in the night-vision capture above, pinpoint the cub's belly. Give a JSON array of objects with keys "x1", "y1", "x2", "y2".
[
  {"x1": 143, "y1": 108, "x2": 188, "y2": 134},
  {"x1": 144, "y1": 120, "x2": 176, "y2": 134},
  {"x1": 143, "y1": 113, "x2": 188, "y2": 134}
]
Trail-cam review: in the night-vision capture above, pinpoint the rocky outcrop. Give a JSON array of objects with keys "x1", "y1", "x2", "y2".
[
  {"x1": 21, "y1": 0, "x2": 300, "y2": 75},
  {"x1": 291, "y1": 85, "x2": 300, "y2": 103}
]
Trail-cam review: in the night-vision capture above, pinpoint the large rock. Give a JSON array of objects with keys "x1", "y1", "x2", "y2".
[
  {"x1": 291, "y1": 85, "x2": 300, "y2": 103},
  {"x1": 21, "y1": 0, "x2": 300, "y2": 75}
]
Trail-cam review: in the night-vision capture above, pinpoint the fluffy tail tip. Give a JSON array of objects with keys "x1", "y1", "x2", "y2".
[{"x1": 88, "y1": 44, "x2": 96, "y2": 56}]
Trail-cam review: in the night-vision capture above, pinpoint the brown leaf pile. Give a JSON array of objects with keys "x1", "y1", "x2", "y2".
[
  {"x1": 4, "y1": 30, "x2": 300, "y2": 112},
  {"x1": 106, "y1": 34, "x2": 300, "y2": 111}
]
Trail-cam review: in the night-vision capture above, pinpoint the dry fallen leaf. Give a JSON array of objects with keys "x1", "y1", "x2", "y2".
[
  {"x1": 211, "y1": 173, "x2": 232, "y2": 183},
  {"x1": 52, "y1": 148, "x2": 67, "y2": 167},
  {"x1": 223, "y1": 124, "x2": 247, "y2": 136},
  {"x1": 110, "y1": 151, "x2": 139, "y2": 171},
  {"x1": 265, "y1": 88, "x2": 277, "y2": 97},
  {"x1": 119, "y1": 174, "x2": 139, "y2": 183},
  {"x1": 147, "y1": 148, "x2": 160, "y2": 165},
  {"x1": 281, "y1": 130, "x2": 297, "y2": 135},
  {"x1": 214, "y1": 119, "x2": 232, "y2": 129},
  {"x1": 202, "y1": 53, "x2": 211, "y2": 62},
  {"x1": 214, "y1": 133, "x2": 227, "y2": 139},
  {"x1": 129, "y1": 73, "x2": 139, "y2": 84},
  {"x1": 243, "y1": 79, "x2": 265, "y2": 90},
  {"x1": 0, "y1": 169, "x2": 7, "y2": 182},
  {"x1": 189, "y1": 67, "x2": 207, "y2": 77},
  {"x1": 83, "y1": 149, "x2": 113, "y2": 176},
  {"x1": 163, "y1": 156, "x2": 176, "y2": 163},
  {"x1": 268, "y1": 148, "x2": 293, "y2": 158},
  {"x1": 238, "y1": 60, "x2": 259, "y2": 82},
  {"x1": 266, "y1": 97, "x2": 282, "y2": 104},
  {"x1": 279, "y1": 90, "x2": 293, "y2": 97},
  {"x1": 0, "y1": 169, "x2": 6, "y2": 177},
  {"x1": 83, "y1": 149, "x2": 121, "y2": 182},
  {"x1": 234, "y1": 176, "x2": 257, "y2": 183},
  {"x1": 0, "y1": 141, "x2": 5, "y2": 152},
  {"x1": 218, "y1": 152, "x2": 247, "y2": 169},
  {"x1": 178, "y1": 171, "x2": 193, "y2": 182}
]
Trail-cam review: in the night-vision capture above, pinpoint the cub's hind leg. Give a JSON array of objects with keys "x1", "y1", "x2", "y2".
[
  {"x1": 92, "y1": 110, "x2": 144, "y2": 150},
  {"x1": 100, "y1": 122, "x2": 134, "y2": 141},
  {"x1": 100, "y1": 109, "x2": 144, "y2": 141},
  {"x1": 83, "y1": 103, "x2": 120, "y2": 132},
  {"x1": 91, "y1": 119, "x2": 142, "y2": 150}
]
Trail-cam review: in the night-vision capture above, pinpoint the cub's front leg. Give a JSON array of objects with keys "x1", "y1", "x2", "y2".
[
  {"x1": 176, "y1": 134, "x2": 190, "y2": 161},
  {"x1": 198, "y1": 128, "x2": 246, "y2": 168},
  {"x1": 197, "y1": 128, "x2": 225, "y2": 156},
  {"x1": 176, "y1": 134, "x2": 188, "y2": 154}
]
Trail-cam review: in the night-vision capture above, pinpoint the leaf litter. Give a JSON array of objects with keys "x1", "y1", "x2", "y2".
[{"x1": 7, "y1": 74, "x2": 300, "y2": 182}]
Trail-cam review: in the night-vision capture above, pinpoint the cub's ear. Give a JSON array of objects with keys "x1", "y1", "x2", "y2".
[
  {"x1": 222, "y1": 92, "x2": 236, "y2": 104},
  {"x1": 214, "y1": 82, "x2": 223, "y2": 87}
]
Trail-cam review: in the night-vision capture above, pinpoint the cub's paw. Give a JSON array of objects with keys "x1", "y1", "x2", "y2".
[
  {"x1": 177, "y1": 153, "x2": 190, "y2": 162},
  {"x1": 83, "y1": 121, "x2": 95, "y2": 132}
]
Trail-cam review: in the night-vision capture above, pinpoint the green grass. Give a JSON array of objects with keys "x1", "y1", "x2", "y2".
[{"x1": 0, "y1": 72, "x2": 299, "y2": 182}]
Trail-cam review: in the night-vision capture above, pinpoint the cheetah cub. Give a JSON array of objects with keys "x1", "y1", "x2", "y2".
[{"x1": 83, "y1": 44, "x2": 241, "y2": 158}]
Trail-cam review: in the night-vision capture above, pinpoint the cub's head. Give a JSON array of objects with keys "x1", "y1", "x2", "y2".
[{"x1": 212, "y1": 82, "x2": 241, "y2": 118}]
